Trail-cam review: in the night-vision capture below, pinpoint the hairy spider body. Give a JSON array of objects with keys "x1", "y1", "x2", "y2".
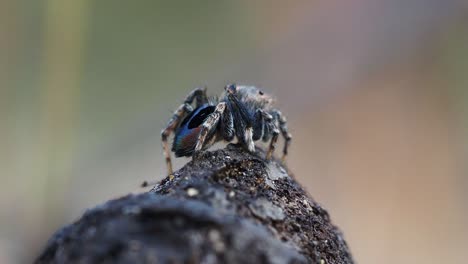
[{"x1": 161, "y1": 84, "x2": 291, "y2": 175}]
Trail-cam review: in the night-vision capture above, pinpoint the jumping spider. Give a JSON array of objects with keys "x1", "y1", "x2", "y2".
[{"x1": 161, "y1": 84, "x2": 292, "y2": 175}]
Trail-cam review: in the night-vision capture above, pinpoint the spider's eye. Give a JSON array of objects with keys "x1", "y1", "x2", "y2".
[
  {"x1": 259, "y1": 91, "x2": 264, "y2": 95},
  {"x1": 187, "y1": 106, "x2": 215, "y2": 129}
]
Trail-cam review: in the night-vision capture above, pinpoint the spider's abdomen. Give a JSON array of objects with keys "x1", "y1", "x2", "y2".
[{"x1": 172, "y1": 104, "x2": 215, "y2": 157}]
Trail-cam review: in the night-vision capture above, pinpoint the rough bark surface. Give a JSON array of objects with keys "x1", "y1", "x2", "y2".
[{"x1": 35, "y1": 144, "x2": 354, "y2": 264}]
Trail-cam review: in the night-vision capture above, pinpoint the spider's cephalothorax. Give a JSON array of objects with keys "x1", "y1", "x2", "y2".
[{"x1": 161, "y1": 84, "x2": 292, "y2": 175}]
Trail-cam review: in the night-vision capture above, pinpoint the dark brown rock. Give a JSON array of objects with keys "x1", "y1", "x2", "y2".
[{"x1": 35, "y1": 144, "x2": 354, "y2": 264}]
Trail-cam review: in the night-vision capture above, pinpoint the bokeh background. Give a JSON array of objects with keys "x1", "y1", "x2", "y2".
[{"x1": 1, "y1": 0, "x2": 468, "y2": 263}]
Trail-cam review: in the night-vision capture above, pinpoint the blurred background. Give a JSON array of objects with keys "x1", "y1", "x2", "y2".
[{"x1": 1, "y1": 0, "x2": 467, "y2": 263}]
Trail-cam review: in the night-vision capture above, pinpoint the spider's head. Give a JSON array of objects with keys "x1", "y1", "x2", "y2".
[
  {"x1": 172, "y1": 104, "x2": 215, "y2": 157},
  {"x1": 225, "y1": 83, "x2": 275, "y2": 107}
]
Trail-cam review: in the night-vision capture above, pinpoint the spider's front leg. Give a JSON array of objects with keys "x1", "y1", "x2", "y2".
[
  {"x1": 161, "y1": 87, "x2": 208, "y2": 175},
  {"x1": 194, "y1": 102, "x2": 226, "y2": 152}
]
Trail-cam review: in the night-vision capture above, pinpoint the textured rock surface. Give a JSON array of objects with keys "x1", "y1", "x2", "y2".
[{"x1": 36, "y1": 144, "x2": 354, "y2": 264}]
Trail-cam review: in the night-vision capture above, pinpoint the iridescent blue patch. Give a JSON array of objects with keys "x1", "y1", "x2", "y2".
[{"x1": 172, "y1": 104, "x2": 215, "y2": 157}]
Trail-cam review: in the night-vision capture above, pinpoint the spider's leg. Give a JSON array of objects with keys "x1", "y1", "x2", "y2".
[
  {"x1": 253, "y1": 109, "x2": 273, "y2": 141},
  {"x1": 224, "y1": 87, "x2": 256, "y2": 152},
  {"x1": 265, "y1": 120, "x2": 279, "y2": 160},
  {"x1": 255, "y1": 110, "x2": 279, "y2": 160},
  {"x1": 252, "y1": 109, "x2": 264, "y2": 141},
  {"x1": 194, "y1": 86, "x2": 208, "y2": 107},
  {"x1": 161, "y1": 87, "x2": 206, "y2": 175},
  {"x1": 272, "y1": 109, "x2": 292, "y2": 163},
  {"x1": 195, "y1": 102, "x2": 226, "y2": 152},
  {"x1": 243, "y1": 126, "x2": 256, "y2": 153},
  {"x1": 221, "y1": 107, "x2": 235, "y2": 141},
  {"x1": 185, "y1": 87, "x2": 208, "y2": 108},
  {"x1": 161, "y1": 103, "x2": 192, "y2": 175}
]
